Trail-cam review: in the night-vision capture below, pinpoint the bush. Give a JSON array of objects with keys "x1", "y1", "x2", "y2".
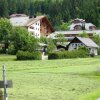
[
  {"x1": 98, "y1": 48, "x2": 100, "y2": 55},
  {"x1": 47, "y1": 43, "x2": 56, "y2": 54},
  {"x1": 0, "y1": 90, "x2": 3, "y2": 100},
  {"x1": 48, "y1": 49, "x2": 89, "y2": 60},
  {"x1": 8, "y1": 44, "x2": 16, "y2": 55},
  {"x1": 0, "y1": 48, "x2": 4, "y2": 54},
  {"x1": 90, "y1": 53, "x2": 95, "y2": 57},
  {"x1": 16, "y1": 51, "x2": 42, "y2": 60}
]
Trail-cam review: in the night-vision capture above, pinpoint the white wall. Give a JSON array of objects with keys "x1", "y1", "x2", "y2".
[
  {"x1": 10, "y1": 16, "x2": 41, "y2": 38},
  {"x1": 10, "y1": 16, "x2": 29, "y2": 26},
  {"x1": 68, "y1": 43, "x2": 98, "y2": 55},
  {"x1": 28, "y1": 20, "x2": 40, "y2": 38},
  {"x1": 89, "y1": 47, "x2": 98, "y2": 55},
  {"x1": 68, "y1": 43, "x2": 84, "y2": 51}
]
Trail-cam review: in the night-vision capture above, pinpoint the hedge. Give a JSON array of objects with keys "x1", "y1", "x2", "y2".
[
  {"x1": 16, "y1": 51, "x2": 42, "y2": 60},
  {"x1": 98, "y1": 48, "x2": 100, "y2": 55},
  {"x1": 48, "y1": 50, "x2": 89, "y2": 59}
]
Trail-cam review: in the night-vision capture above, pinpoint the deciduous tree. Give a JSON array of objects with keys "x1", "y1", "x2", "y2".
[{"x1": 0, "y1": 18, "x2": 12, "y2": 53}]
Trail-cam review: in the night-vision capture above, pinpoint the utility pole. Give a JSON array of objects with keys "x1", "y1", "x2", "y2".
[{"x1": 2, "y1": 65, "x2": 8, "y2": 100}]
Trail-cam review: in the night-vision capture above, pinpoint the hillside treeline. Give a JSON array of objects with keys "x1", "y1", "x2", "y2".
[{"x1": 0, "y1": 0, "x2": 100, "y2": 28}]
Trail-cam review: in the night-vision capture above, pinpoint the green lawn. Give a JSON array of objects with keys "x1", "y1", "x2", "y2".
[{"x1": 0, "y1": 55, "x2": 100, "y2": 100}]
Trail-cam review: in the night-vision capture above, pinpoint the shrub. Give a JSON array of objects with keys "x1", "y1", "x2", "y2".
[
  {"x1": 48, "y1": 49, "x2": 89, "y2": 60},
  {"x1": 8, "y1": 44, "x2": 16, "y2": 55},
  {"x1": 47, "y1": 43, "x2": 56, "y2": 54},
  {"x1": 0, "y1": 48, "x2": 4, "y2": 54},
  {"x1": 98, "y1": 48, "x2": 100, "y2": 55},
  {"x1": 48, "y1": 52, "x2": 59, "y2": 59},
  {"x1": 90, "y1": 53, "x2": 95, "y2": 57},
  {"x1": 0, "y1": 90, "x2": 3, "y2": 100},
  {"x1": 16, "y1": 51, "x2": 42, "y2": 60}
]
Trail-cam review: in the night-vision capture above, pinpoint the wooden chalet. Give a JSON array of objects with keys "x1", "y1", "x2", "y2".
[{"x1": 25, "y1": 16, "x2": 54, "y2": 37}]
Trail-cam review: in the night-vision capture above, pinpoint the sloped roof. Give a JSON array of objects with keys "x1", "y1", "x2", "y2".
[
  {"x1": 75, "y1": 37, "x2": 99, "y2": 48},
  {"x1": 25, "y1": 16, "x2": 45, "y2": 27},
  {"x1": 25, "y1": 15, "x2": 54, "y2": 32},
  {"x1": 10, "y1": 14, "x2": 28, "y2": 17},
  {"x1": 47, "y1": 30, "x2": 92, "y2": 39},
  {"x1": 73, "y1": 18, "x2": 85, "y2": 22},
  {"x1": 69, "y1": 23, "x2": 96, "y2": 30}
]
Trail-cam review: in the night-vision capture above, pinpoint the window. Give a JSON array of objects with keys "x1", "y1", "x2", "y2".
[
  {"x1": 75, "y1": 44, "x2": 77, "y2": 47},
  {"x1": 92, "y1": 49, "x2": 94, "y2": 52},
  {"x1": 30, "y1": 26, "x2": 34, "y2": 29},
  {"x1": 81, "y1": 43, "x2": 83, "y2": 46},
  {"x1": 72, "y1": 44, "x2": 74, "y2": 47}
]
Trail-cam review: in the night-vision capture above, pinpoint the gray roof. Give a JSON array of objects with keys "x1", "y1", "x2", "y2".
[
  {"x1": 76, "y1": 37, "x2": 99, "y2": 48},
  {"x1": 48, "y1": 30, "x2": 100, "y2": 38},
  {"x1": 10, "y1": 14, "x2": 28, "y2": 17},
  {"x1": 25, "y1": 16, "x2": 45, "y2": 27}
]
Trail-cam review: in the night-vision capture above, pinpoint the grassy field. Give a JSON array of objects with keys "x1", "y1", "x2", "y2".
[{"x1": 0, "y1": 55, "x2": 100, "y2": 100}]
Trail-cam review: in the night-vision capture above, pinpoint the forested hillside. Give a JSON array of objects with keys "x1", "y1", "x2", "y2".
[{"x1": 0, "y1": 0, "x2": 100, "y2": 29}]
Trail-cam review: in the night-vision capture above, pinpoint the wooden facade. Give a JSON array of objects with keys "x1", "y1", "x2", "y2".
[
  {"x1": 25, "y1": 15, "x2": 54, "y2": 38},
  {"x1": 40, "y1": 17, "x2": 54, "y2": 37}
]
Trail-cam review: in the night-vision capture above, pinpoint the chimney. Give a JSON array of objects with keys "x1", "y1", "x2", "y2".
[
  {"x1": 29, "y1": 16, "x2": 33, "y2": 18},
  {"x1": 34, "y1": 15, "x2": 36, "y2": 18},
  {"x1": 82, "y1": 21, "x2": 85, "y2": 30}
]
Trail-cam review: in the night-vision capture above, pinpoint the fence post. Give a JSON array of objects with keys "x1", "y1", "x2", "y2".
[{"x1": 2, "y1": 65, "x2": 8, "y2": 100}]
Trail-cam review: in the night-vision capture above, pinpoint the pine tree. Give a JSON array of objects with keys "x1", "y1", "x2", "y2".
[{"x1": 0, "y1": 0, "x2": 9, "y2": 17}]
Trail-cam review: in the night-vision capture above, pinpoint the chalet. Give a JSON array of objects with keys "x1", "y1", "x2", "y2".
[
  {"x1": 69, "y1": 18, "x2": 96, "y2": 31},
  {"x1": 10, "y1": 14, "x2": 54, "y2": 38},
  {"x1": 66, "y1": 37, "x2": 99, "y2": 55},
  {"x1": 25, "y1": 16, "x2": 54, "y2": 38}
]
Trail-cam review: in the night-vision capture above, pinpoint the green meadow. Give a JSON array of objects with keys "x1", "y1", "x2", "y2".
[{"x1": 0, "y1": 55, "x2": 100, "y2": 100}]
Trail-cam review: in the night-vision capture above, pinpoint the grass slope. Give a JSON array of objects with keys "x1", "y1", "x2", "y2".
[{"x1": 0, "y1": 55, "x2": 100, "y2": 100}]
